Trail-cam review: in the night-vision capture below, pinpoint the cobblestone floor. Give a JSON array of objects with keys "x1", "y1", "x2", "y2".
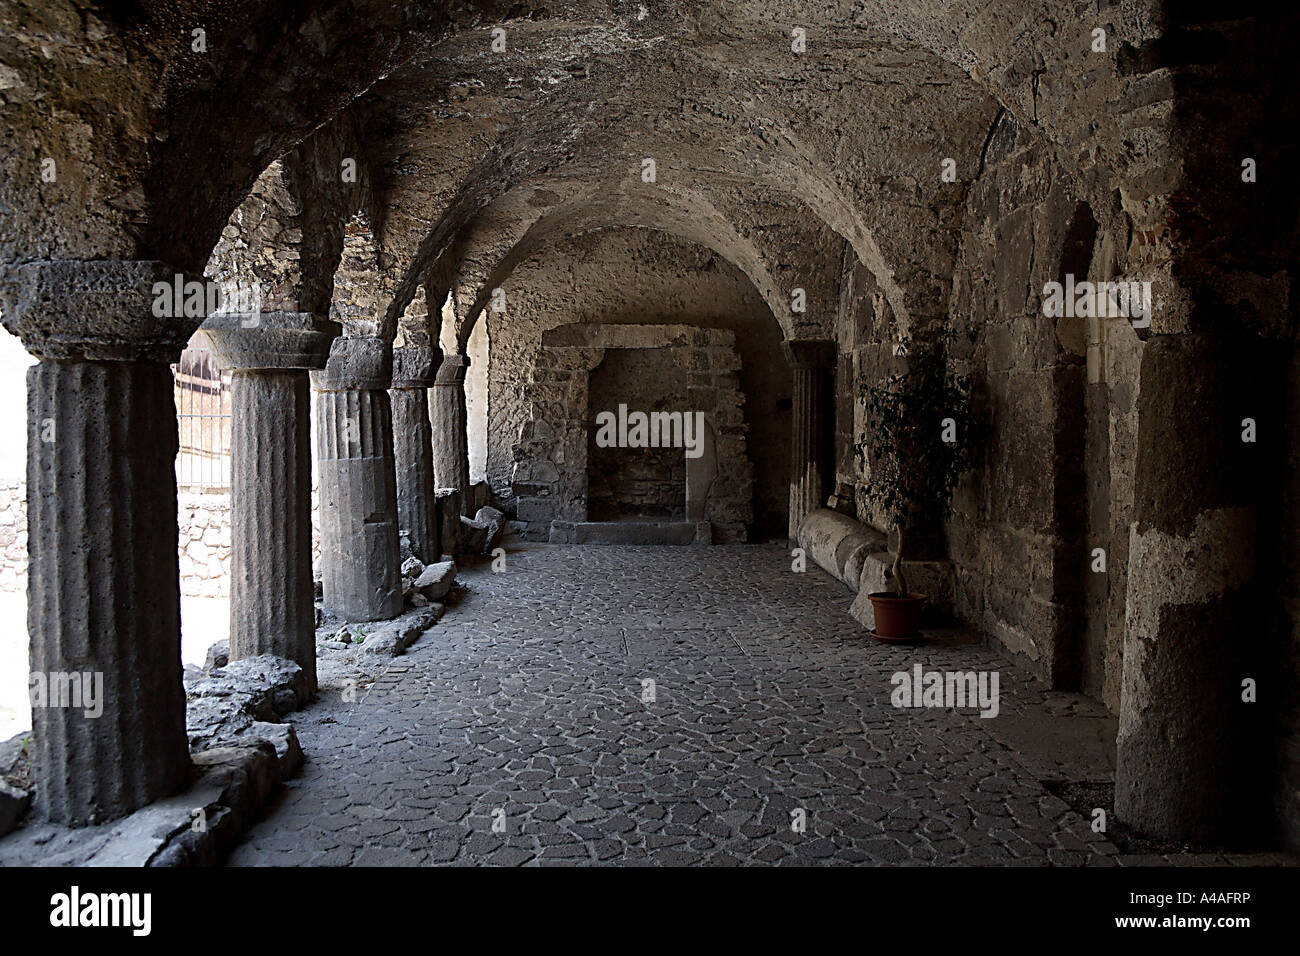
[{"x1": 227, "y1": 543, "x2": 1289, "y2": 866}]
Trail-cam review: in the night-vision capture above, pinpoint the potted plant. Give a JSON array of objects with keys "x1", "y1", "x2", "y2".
[{"x1": 856, "y1": 339, "x2": 973, "y2": 641}]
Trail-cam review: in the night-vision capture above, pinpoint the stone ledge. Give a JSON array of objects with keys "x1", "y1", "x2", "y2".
[
  {"x1": 0, "y1": 732, "x2": 300, "y2": 867},
  {"x1": 184, "y1": 653, "x2": 311, "y2": 750},
  {"x1": 352, "y1": 605, "x2": 445, "y2": 659},
  {"x1": 549, "y1": 520, "x2": 706, "y2": 546}
]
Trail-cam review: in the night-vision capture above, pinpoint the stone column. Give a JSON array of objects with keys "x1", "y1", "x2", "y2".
[
  {"x1": 390, "y1": 346, "x2": 442, "y2": 563},
  {"x1": 0, "y1": 260, "x2": 195, "y2": 825},
  {"x1": 431, "y1": 353, "x2": 471, "y2": 513},
  {"x1": 787, "y1": 341, "x2": 836, "y2": 540},
  {"x1": 312, "y1": 337, "x2": 403, "y2": 621},
  {"x1": 1115, "y1": 333, "x2": 1260, "y2": 843},
  {"x1": 201, "y1": 312, "x2": 338, "y2": 692}
]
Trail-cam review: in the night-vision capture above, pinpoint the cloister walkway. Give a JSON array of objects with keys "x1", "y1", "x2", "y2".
[{"x1": 226, "y1": 544, "x2": 1267, "y2": 866}]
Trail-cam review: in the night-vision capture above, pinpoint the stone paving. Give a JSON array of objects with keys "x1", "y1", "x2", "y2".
[{"x1": 226, "y1": 543, "x2": 1282, "y2": 867}]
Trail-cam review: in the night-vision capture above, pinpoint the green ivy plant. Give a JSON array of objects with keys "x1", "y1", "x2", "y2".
[{"x1": 856, "y1": 338, "x2": 974, "y2": 596}]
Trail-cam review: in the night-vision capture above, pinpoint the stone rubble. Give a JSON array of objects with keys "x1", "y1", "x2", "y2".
[{"x1": 0, "y1": 732, "x2": 31, "y2": 838}]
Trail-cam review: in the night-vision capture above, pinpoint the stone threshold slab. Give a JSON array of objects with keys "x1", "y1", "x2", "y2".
[{"x1": 549, "y1": 520, "x2": 712, "y2": 546}]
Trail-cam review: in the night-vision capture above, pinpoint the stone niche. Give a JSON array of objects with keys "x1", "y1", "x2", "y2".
[
  {"x1": 511, "y1": 324, "x2": 753, "y2": 543},
  {"x1": 587, "y1": 347, "x2": 687, "y2": 521}
]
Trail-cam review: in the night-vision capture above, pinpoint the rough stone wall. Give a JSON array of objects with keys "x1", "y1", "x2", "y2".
[
  {"x1": 0, "y1": 479, "x2": 26, "y2": 591},
  {"x1": 587, "y1": 347, "x2": 688, "y2": 521},
  {"x1": 0, "y1": 486, "x2": 322, "y2": 598},
  {"x1": 203, "y1": 113, "x2": 377, "y2": 319},
  {"x1": 833, "y1": 110, "x2": 1141, "y2": 699},
  {"x1": 835, "y1": 249, "x2": 900, "y2": 522},
  {"x1": 176, "y1": 494, "x2": 232, "y2": 597},
  {"x1": 483, "y1": 228, "x2": 788, "y2": 538},
  {"x1": 945, "y1": 112, "x2": 1095, "y2": 690},
  {"x1": 511, "y1": 324, "x2": 753, "y2": 543},
  {"x1": 203, "y1": 160, "x2": 304, "y2": 311}
]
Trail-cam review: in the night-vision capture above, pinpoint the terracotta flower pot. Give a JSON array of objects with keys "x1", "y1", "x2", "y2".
[{"x1": 867, "y1": 592, "x2": 926, "y2": 642}]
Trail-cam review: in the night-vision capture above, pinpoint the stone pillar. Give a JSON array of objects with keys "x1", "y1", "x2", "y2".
[
  {"x1": 436, "y1": 488, "x2": 463, "y2": 557},
  {"x1": 1115, "y1": 333, "x2": 1260, "y2": 843},
  {"x1": 201, "y1": 312, "x2": 338, "y2": 692},
  {"x1": 390, "y1": 346, "x2": 442, "y2": 562},
  {"x1": 0, "y1": 260, "x2": 195, "y2": 825},
  {"x1": 787, "y1": 341, "x2": 836, "y2": 540},
  {"x1": 312, "y1": 337, "x2": 403, "y2": 621},
  {"x1": 685, "y1": 415, "x2": 718, "y2": 522},
  {"x1": 431, "y1": 353, "x2": 471, "y2": 514}
]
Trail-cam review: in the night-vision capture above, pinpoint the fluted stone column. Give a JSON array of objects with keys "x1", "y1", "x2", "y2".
[
  {"x1": 0, "y1": 259, "x2": 195, "y2": 825},
  {"x1": 202, "y1": 312, "x2": 338, "y2": 692},
  {"x1": 390, "y1": 346, "x2": 442, "y2": 562},
  {"x1": 312, "y1": 337, "x2": 403, "y2": 621},
  {"x1": 431, "y1": 353, "x2": 471, "y2": 514},
  {"x1": 787, "y1": 341, "x2": 836, "y2": 540}
]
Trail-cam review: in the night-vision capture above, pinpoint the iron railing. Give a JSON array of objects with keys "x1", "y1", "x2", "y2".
[{"x1": 173, "y1": 341, "x2": 232, "y2": 492}]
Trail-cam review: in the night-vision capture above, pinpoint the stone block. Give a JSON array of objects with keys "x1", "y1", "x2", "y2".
[
  {"x1": 221, "y1": 655, "x2": 311, "y2": 713},
  {"x1": 354, "y1": 605, "x2": 444, "y2": 658},
  {"x1": 474, "y1": 506, "x2": 506, "y2": 551},
  {"x1": 247, "y1": 722, "x2": 304, "y2": 779},
  {"x1": 414, "y1": 560, "x2": 457, "y2": 601},
  {"x1": 795, "y1": 508, "x2": 886, "y2": 589},
  {"x1": 436, "y1": 489, "x2": 463, "y2": 554},
  {"x1": 515, "y1": 496, "x2": 556, "y2": 523},
  {"x1": 0, "y1": 781, "x2": 30, "y2": 837},
  {"x1": 459, "y1": 515, "x2": 489, "y2": 555}
]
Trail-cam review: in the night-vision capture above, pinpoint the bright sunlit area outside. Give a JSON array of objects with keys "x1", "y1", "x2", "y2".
[{"x1": 0, "y1": 326, "x2": 230, "y2": 742}]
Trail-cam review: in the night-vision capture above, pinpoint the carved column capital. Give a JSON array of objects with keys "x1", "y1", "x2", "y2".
[
  {"x1": 0, "y1": 259, "x2": 202, "y2": 362},
  {"x1": 784, "y1": 339, "x2": 837, "y2": 370},
  {"x1": 434, "y1": 352, "x2": 470, "y2": 386},
  {"x1": 310, "y1": 336, "x2": 393, "y2": 392},
  {"x1": 391, "y1": 345, "x2": 442, "y2": 389},
  {"x1": 201, "y1": 311, "x2": 340, "y2": 372}
]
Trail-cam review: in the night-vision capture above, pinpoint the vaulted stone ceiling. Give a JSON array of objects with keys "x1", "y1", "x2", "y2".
[
  {"x1": 366, "y1": 14, "x2": 1000, "y2": 344},
  {"x1": 0, "y1": 0, "x2": 1188, "y2": 335}
]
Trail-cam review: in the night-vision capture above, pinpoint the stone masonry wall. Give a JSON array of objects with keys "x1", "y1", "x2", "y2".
[
  {"x1": 835, "y1": 111, "x2": 1141, "y2": 702},
  {"x1": 0, "y1": 485, "x2": 323, "y2": 597},
  {"x1": 513, "y1": 323, "x2": 753, "y2": 543},
  {"x1": 484, "y1": 228, "x2": 790, "y2": 539},
  {"x1": 177, "y1": 493, "x2": 233, "y2": 597},
  {"x1": 587, "y1": 347, "x2": 688, "y2": 521},
  {"x1": 945, "y1": 112, "x2": 1140, "y2": 701},
  {"x1": 0, "y1": 480, "x2": 26, "y2": 592}
]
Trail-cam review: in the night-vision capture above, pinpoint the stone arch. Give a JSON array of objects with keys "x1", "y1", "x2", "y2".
[{"x1": 446, "y1": 188, "x2": 805, "y2": 351}]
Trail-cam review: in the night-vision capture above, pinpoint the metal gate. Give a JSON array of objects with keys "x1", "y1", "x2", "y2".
[{"x1": 173, "y1": 341, "x2": 232, "y2": 491}]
